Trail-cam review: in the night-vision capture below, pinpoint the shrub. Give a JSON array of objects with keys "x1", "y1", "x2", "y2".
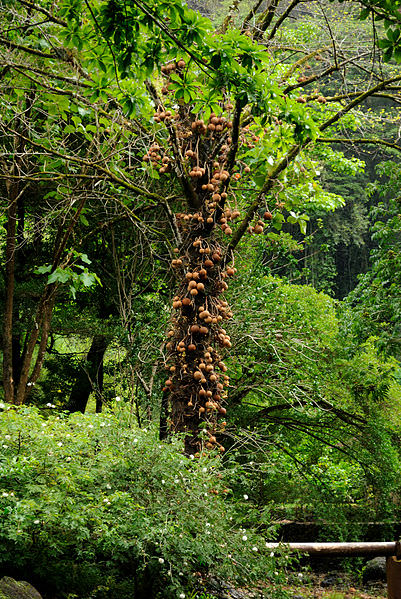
[{"x1": 0, "y1": 403, "x2": 289, "y2": 598}]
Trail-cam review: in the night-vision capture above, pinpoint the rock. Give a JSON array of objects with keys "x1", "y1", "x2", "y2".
[
  {"x1": 320, "y1": 575, "x2": 341, "y2": 587},
  {"x1": 0, "y1": 577, "x2": 42, "y2": 599},
  {"x1": 362, "y1": 556, "x2": 387, "y2": 584}
]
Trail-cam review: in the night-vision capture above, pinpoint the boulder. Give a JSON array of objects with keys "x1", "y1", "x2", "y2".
[
  {"x1": 0, "y1": 577, "x2": 42, "y2": 599},
  {"x1": 362, "y1": 556, "x2": 387, "y2": 584}
]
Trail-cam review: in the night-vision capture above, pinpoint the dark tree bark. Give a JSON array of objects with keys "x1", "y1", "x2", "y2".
[
  {"x1": 66, "y1": 334, "x2": 109, "y2": 413},
  {"x1": 2, "y1": 182, "x2": 18, "y2": 403}
]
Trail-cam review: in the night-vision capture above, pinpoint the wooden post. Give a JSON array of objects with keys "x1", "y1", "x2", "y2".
[{"x1": 387, "y1": 556, "x2": 401, "y2": 599}]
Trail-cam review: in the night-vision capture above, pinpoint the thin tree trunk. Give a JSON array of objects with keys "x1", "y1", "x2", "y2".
[
  {"x1": 15, "y1": 287, "x2": 56, "y2": 404},
  {"x1": 67, "y1": 334, "x2": 109, "y2": 413},
  {"x1": 2, "y1": 183, "x2": 18, "y2": 403}
]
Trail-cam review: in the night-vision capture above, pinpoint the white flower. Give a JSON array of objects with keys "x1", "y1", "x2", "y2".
[
  {"x1": 46, "y1": 403, "x2": 52, "y2": 407},
  {"x1": 158, "y1": 557, "x2": 164, "y2": 564},
  {"x1": 100, "y1": 422, "x2": 105, "y2": 427},
  {"x1": 243, "y1": 494, "x2": 248, "y2": 500},
  {"x1": 115, "y1": 396, "x2": 121, "y2": 402},
  {"x1": 179, "y1": 594, "x2": 185, "y2": 599},
  {"x1": 242, "y1": 535, "x2": 247, "y2": 541},
  {"x1": 275, "y1": 571, "x2": 279, "y2": 576},
  {"x1": 4, "y1": 435, "x2": 10, "y2": 440},
  {"x1": 66, "y1": 457, "x2": 71, "y2": 462},
  {"x1": 189, "y1": 454, "x2": 194, "y2": 460},
  {"x1": 270, "y1": 551, "x2": 275, "y2": 557},
  {"x1": 88, "y1": 424, "x2": 93, "y2": 429},
  {"x1": 2, "y1": 445, "x2": 8, "y2": 449},
  {"x1": 161, "y1": 480, "x2": 165, "y2": 484},
  {"x1": 202, "y1": 467, "x2": 207, "y2": 473},
  {"x1": 206, "y1": 522, "x2": 210, "y2": 527},
  {"x1": 0, "y1": 403, "x2": 5, "y2": 409},
  {"x1": 34, "y1": 519, "x2": 40, "y2": 524},
  {"x1": 133, "y1": 438, "x2": 138, "y2": 444},
  {"x1": 2, "y1": 492, "x2": 9, "y2": 497},
  {"x1": 179, "y1": 572, "x2": 183, "y2": 576},
  {"x1": 298, "y1": 573, "x2": 303, "y2": 578},
  {"x1": 106, "y1": 484, "x2": 111, "y2": 489},
  {"x1": 27, "y1": 382, "x2": 32, "y2": 387},
  {"x1": 252, "y1": 546, "x2": 258, "y2": 552},
  {"x1": 57, "y1": 442, "x2": 63, "y2": 447}
]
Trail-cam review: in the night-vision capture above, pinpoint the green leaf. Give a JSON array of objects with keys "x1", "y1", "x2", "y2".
[
  {"x1": 359, "y1": 7, "x2": 370, "y2": 20},
  {"x1": 384, "y1": 46, "x2": 394, "y2": 61},
  {"x1": 80, "y1": 253, "x2": 91, "y2": 264},
  {"x1": 81, "y1": 272, "x2": 95, "y2": 287},
  {"x1": 34, "y1": 265, "x2": 52, "y2": 274}
]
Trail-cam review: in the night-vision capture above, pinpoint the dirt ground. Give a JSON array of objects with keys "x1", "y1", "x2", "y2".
[{"x1": 284, "y1": 572, "x2": 387, "y2": 599}]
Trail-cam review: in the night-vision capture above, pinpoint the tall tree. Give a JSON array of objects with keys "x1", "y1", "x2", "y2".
[{"x1": 2, "y1": 0, "x2": 401, "y2": 449}]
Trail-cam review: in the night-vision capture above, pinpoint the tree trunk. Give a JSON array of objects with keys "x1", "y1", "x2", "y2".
[
  {"x1": 2, "y1": 182, "x2": 18, "y2": 403},
  {"x1": 67, "y1": 334, "x2": 109, "y2": 413},
  {"x1": 164, "y1": 232, "x2": 232, "y2": 455}
]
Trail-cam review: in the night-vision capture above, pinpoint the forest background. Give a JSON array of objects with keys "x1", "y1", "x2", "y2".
[{"x1": 1, "y1": 0, "x2": 401, "y2": 598}]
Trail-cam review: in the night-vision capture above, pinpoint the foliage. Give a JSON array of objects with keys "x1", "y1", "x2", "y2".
[
  {"x1": 344, "y1": 160, "x2": 401, "y2": 356},
  {"x1": 0, "y1": 404, "x2": 293, "y2": 598},
  {"x1": 221, "y1": 269, "x2": 401, "y2": 540}
]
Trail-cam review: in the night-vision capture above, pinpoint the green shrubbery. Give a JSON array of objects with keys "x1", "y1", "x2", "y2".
[{"x1": 0, "y1": 403, "x2": 291, "y2": 599}]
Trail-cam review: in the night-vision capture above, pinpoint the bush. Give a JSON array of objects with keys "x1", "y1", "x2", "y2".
[{"x1": 0, "y1": 403, "x2": 290, "y2": 598}]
